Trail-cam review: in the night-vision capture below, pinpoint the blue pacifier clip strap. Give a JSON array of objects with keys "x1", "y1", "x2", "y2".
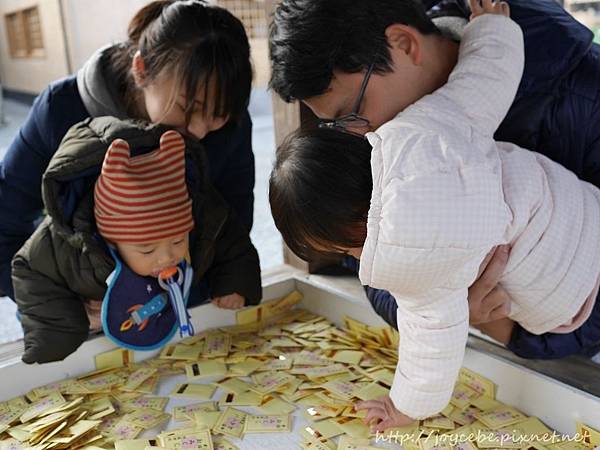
[{"x1": 160, "y1": 266, "x2": 194, "y2": 338}]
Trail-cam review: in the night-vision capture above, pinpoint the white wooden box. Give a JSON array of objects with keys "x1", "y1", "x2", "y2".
[{"x1": 1, "y1": 266, "x2": 599, "y2": 448}]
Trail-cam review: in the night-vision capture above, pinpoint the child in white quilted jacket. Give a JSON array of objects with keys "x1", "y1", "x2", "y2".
[{"x1": 269, "y1": 0, "x2": 600, "y2": 429}]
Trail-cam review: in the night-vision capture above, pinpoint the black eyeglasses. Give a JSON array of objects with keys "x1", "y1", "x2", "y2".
[{"x1": 318, "y1": 63, "x2": 374, "y2": 135}]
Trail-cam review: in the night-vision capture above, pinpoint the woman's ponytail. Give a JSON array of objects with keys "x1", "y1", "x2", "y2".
[{"x1": 127, "y1": 0, "x2": 173, "y2": 45}]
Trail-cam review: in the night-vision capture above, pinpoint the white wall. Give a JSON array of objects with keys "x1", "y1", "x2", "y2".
[
  {"x1": 0, "y1": 0, "x2": 150, "y2": 93},
  {"x1": 0, "y1": 0, "x2": 270, "y2": 94},
  {"x1": 0, "y1": 0, "x2": 70, "y2": 94},
  {"x1": 60, "y1": 0, "x2": 150, "y2": 71}
]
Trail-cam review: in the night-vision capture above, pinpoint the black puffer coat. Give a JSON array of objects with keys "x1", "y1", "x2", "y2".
[{"x1": 12, "y1": 117, "x2": 262, "y2": 364}]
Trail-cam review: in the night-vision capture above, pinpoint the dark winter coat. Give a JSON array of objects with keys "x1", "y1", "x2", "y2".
[{"x1": 12, "y1": 117, "x2": 261, "y2": 364}]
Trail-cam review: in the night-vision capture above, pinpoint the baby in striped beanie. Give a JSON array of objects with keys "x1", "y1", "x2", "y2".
[
  {"x1": 12, "y1": 118, "x2": 261, "y2": 363},
  {"x1": 94, "y1": 130, "x2": 194, "y2": 280},
  {"x1": 95, "y1": 130, "x2": 244, "y2": 310}
]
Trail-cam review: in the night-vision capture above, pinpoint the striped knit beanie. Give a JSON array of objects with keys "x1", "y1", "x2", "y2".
[{"x1": 94, "y1": 130, "x2": 194, "y2": 244}]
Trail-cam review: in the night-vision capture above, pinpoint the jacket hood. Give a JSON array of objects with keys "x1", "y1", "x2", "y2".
[{"x1": 76, "y1": 44, "x2": 129, "y2": 119}]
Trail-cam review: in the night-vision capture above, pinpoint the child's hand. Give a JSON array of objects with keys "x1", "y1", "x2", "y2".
[
  {"x1": 470, "y1": 0, "x2": 510, "y2": 19},
  {"x1": 469, "y1": 245, "x2": 511, "y2": 324},
  {"x1": 212, "y1": 293, "x2": 245, "y2": 309},
  {"x1": 356, "y1": 396, "x2": 418, "y2": 432}
]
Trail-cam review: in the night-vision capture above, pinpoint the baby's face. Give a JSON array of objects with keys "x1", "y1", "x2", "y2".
[{"x1": 115, "y1": 233, "x2": 189, "y2": 277}]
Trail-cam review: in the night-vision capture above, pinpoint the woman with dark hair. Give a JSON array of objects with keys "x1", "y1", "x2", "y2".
[{"x1": 0, "y1": 0, "x2": 255, "y2": 304}]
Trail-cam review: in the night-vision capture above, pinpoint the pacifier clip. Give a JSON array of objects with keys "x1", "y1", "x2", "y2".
[{"x1": 159, "y1": 267, "x2": 195, "y2": 338}]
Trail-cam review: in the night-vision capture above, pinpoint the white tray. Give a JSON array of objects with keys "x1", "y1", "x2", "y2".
[{"x1": 1, "y1": 266, "x2": 599, "y2": 448}]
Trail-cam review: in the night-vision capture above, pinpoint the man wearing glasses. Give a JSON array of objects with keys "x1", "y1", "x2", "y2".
[{"x1": 269, "y1": 0, "x2": 600, "y2": 340}]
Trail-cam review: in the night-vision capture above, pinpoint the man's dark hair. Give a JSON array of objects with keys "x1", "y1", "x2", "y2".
[
  {"x1": 269, "y1": 0, "x2": 439, "y2": 102},
  {"x1": 269, "y1": 128, "x2": 373, "y2": 260}
]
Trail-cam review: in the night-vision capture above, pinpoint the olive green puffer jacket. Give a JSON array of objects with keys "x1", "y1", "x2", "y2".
[{"x1": 12, "y1": 117, "x2": 262, "y2": 364}]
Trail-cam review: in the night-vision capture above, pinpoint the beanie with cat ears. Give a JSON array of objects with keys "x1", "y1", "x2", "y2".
[{"x1": 94, "y1": 130, "x2": 194, "y2": 244}]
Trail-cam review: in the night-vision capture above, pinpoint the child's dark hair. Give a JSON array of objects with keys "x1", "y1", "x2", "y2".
[
  {"x1": 269, "y1": 128, "x2": 373, "y2": 260},
  {"x1": 269, "y1": 0, "x2": 439, "y2": 102},
  {"x1": 111, "y1": 0, "x2": 252, "y2": 125}
]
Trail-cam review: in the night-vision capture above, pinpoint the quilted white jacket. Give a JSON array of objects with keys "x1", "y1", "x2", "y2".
[{"x1": 359, "y1": 15, "x2": 600, "y2": 419}]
